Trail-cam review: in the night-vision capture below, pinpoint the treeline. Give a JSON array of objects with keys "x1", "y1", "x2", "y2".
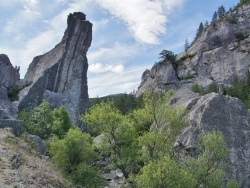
[{"x1": 90, "y1": 93, "x2": 144, "y2": 115}]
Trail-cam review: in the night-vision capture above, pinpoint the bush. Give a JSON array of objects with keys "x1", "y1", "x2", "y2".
[
  {"x1": 191, "y1": 84, "x2": 205, "y2": 95},
  {"x1": 225, "y1": 76, "x2": 250, "y2": 109},
  {"x1": 208, "y1": 83, "x2": 217, "y2": 93},
  {"x1": 7, "y1": 84, "x2": 20, "y2": 101},
  {"x1": 72, "y1": 163, "x2": 107, "y2": 187},
  {"x1": 235, "y1": 30, "x2": 245, "y2": 40},
  {"x1": 18, "y1": 102, "x2": 73, "y2": 139},
  {"x1": 49, "y1": 128, "x2": 97, "y2": 173}
]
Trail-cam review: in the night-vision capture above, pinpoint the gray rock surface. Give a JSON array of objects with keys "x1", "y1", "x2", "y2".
[
  {"x1": 137, "y1": 4, "x2": 250, "y2": 95},
  {"x1": 136, "y1": 62, "x2": 179, "y2": 97},
  {"x1": 23, "y1": 132, "x2": 47, "y2": 155},
  {"x1": 17, "y1": 12, "x2": 92, "y2": 130},
  {"x1": 175, "y1": 92, "x2": 250, "y2": 187},
  {"x1": 0, "y1": 119, "x2": 23, "y2": 136}
]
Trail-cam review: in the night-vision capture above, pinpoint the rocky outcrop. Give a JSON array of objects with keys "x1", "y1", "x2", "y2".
[
  {"x1": 136, "y1": 62, "x2": 179, "y2": 97},
  {"x1": 23, "y1": 132, "x2": 47, "y2": 154},
  {"x1": 0, "y1": 54, "x2": 20, "y2": 99},
  {"x1": 172, "y1": 90, "x2": 250, "y2": 187},
  {"x1": 137, "y1": 4, "x2": 250, "y2": 96},
  {"x1": 17, "y1": 12, "x2": 92, "y2": 130},
  {"x1": 0, "y1": 54, "x2": 23, "y2": 135}
]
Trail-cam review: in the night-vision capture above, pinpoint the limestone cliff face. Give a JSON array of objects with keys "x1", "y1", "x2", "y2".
[
  {"x1": 17, "y1": 12, "x2": 92, "y2": 129},
  {"x1": 136, "y1": 4, "x2": 250, "y2": 95}
]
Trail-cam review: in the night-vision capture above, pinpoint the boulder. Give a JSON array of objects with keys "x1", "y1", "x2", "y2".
[
  {"x1": 176, "y1": 93, "x2": 250, "y2": 187},
  {"x1": 24, "y1": 133, "x2": 47, "y2": 155},
  {"x1": 17, "y1": 12, "x2": 92, "y2": 130}
]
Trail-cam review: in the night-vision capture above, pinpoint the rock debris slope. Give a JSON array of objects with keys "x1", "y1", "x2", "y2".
[{"x1": 17, "y1": 12, "x2": 92, "y2": 130}]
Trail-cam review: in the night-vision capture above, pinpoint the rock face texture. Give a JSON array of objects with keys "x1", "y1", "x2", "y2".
[
  {"x1": 0, "y1": 54, "x2": 23, "y2": 135},
  {"x1": 136, "y1": 4, "x2": 250, "y2": 96},
  {"x1": 17, "y1": 12, "x2": 92, "y2": 129},
  {"x1": 0, "y1": 54, "x2": 20, "y2": 101},
  {"x1": 172, "y1": 90, "x2": 250, "y2": 187},
  {"x1": 136, "y1": 62, "x2": 179, "y2": 97}
]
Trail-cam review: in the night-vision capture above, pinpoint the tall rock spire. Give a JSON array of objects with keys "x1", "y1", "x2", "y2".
[{"x1": 17, "y1": 12, "x2": 92, "y2": 130}]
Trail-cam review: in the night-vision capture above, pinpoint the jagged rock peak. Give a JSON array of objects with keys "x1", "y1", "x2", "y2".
[
  {"x1": 16, "y1": 12, "x2": 92, "y2": 130},
  {"x1": 0, "y1": 54, "x2": 11, "y2": 66}
]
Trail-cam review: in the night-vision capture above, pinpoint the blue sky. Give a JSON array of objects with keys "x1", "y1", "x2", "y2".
[{"x1": 0, "y1": 0, "x2": 239, "y2": 97}]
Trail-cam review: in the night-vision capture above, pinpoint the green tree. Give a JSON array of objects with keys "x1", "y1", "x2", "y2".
[
  {"x1": 49, "y1": 128, "x2": 97, "y2": 174},
  {"x1": 135, "y1": 131, "x2": 239, "y2": 188},
  {"x1": 184, "y1": 39, "x2": 189, "y2": 52},
  {"x1": 212, "y1": 11, "x2": 218, "y2": 22},
  {"x1": 185, "y1": 131, "x2": 235, "y2": 188},
  {"x1": 158, "y1": 50, "x2": 176, "y2": 63},
  {"x1": 19, "y1": 102, "x2": 53, "y2": 139},
  {"x1": 218, "y1": 5, "x2": 226, "y2": 18},
  {"x1": 81, "y1": 101, "x2": 141, "y2": 178},
  {"x1": 135, "y1": 156, "x2": 197, "y2": 188},
  {"x1": 52, "y1": 106, "x2": 73, "y2": 138}
]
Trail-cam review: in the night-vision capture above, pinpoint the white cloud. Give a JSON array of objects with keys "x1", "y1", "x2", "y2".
[
  {"x1": 88, "y1": 65, "x2": 149, "y2": 97},
  {"x1": 89, "y1": 63, "x2": 124, "y2": 73},
  {"x1": 88, "y1": 43, "x2": 138, "y2": 65},
  {"x1": 3, "y1": 7, "x2": 41, "y2": 36},
  {"x1": 95, "y1": 0, "x2": 185, "y2": 44}
]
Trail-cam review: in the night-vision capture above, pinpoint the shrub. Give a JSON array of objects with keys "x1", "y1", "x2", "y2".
[
  {"x1": 207, "y1": 83, "x2": 217, "y2": 93},
  {"x1": 72, "y1": 163, "x2": 107, "y2": 188},
  {"x1": 225, "y1": 76, "x2": 250, "y2": 109},
  {"x1": 235, "y1": 30, "x2": 245, "y2": 40},
  {"x1": 191, "y1": 84, "x2": 205, "y2": 95},
  {"x1": 49, "y1": 128, "x2": 97, "y2": 174},
  {"x1": 7, "y1": 84, "x2": 20, "y2": 101},
  {"x1": 18, "y1": 102, "x2": 73, "y2": 139}
]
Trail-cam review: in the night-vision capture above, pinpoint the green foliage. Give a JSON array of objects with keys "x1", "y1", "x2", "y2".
[
  {"x1": 128, "y1": 108, "x2": 152, "y2": 135},
  {"x1": 52, "y1": 106, "x2": 72, "y2": 139},
  {"x1": 81, "y1": 89, "x2": 238, "y2": 187},
  {"x1": 18, "y1": 102, "x2": 73, "y2": 139},
  {"x1": 180, "y1": 53, "x2": 196, "y2": 61},
  {"x1": 235, "y1": 30, "x2": 245, "y2": 40},
  {"x1": 186, "y1": 131, "x2": 228, "y2": 187},
  {"x1": 49, "y1": 128, "x2": 97, "y2": 173},
  {"x1": 239, "y1": 0, "x2": 250, "y2": 6},
  {"x1": 72, "y1": 163, "x2": 107, "y2": 188},
  {"x1": 158, "y1": 50, "x2": 176, "y2": 63},
  {"x1": 7, "y1": 84, "x2": 20, "y2": 101},
  {"x1": 208, "y1": 83, "x2": 217, "y2": 93},
  {"x1": 135, "y1": 156, "x2": 197, "y2": 188},
  {"x1": 191, "y1": 84, "x2": 205, "y2": 95},
  {"x1": 81, "y1": 101, "x2": 124, "y2": 136},
  {"x1": 225, "y1": 76, "x2": 250, "y2": 109},
  {"x1": 90, "y1": 93, "x2": 143, "y2": 115},
  {"x1": 135, "y1": 131, "x2": 239, "y2": 188}
]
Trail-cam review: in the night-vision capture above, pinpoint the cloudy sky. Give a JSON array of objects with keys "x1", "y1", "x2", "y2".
[{"x1": 0, "y1": 0, "x2": 239, "y2": 97}]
